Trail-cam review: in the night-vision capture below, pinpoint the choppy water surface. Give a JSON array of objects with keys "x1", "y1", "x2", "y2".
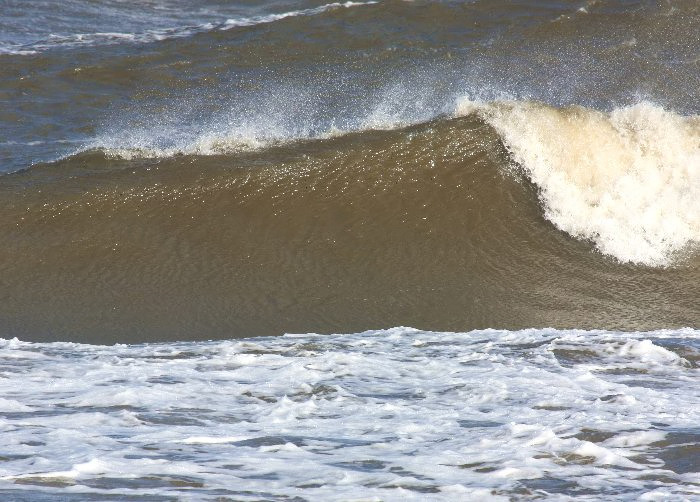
[{"x1": 1, "y1": 328, "x2": 698, "y2": 500}]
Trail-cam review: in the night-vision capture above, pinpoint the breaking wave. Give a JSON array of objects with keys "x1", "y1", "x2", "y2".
[
  {"x1": 457, "y1": 99, "x2": 700, "y2": 266},
  {"x1": 86, "y1": 97, "x2": 700, "y2": 266},
  {"x1": 2, "y1": 98, "x2": 699, "y2": 341}
]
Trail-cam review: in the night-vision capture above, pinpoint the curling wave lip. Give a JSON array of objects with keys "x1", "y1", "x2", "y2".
[{"x1": 456, "y1": 99, "x2": 700, "y2": 266}]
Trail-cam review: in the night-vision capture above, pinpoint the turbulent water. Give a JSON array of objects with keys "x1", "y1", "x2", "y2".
[
  {"x1": 1, "y1": 0, "x2": 699, "y2": 499},
  {"x1": 1, "y1": 328, "x2": 699, "y2": 500}
]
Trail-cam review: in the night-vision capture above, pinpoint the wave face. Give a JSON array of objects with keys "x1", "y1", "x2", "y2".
[
  {"x1": 457, "y1": 100, "x2": 700, "y2": 266},
  {"x1": 89, "y1": 98, "x2": 700, "y2": 267},
  {"x1": 1, "y1": 113, "x2": 699, "y2": 343}
]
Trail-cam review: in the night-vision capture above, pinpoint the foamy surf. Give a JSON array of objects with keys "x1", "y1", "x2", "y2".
[
  {"x1": 457, "y1": 99, "x2": 700, "y2": 266},
  {"x1": 0, "y1": 328, "x2": 697, "y2": 500}
]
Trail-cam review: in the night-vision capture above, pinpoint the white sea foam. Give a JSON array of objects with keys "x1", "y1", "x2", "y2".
[
  {"x1": 222, "y1": 2, "x2": 377, "y2": 30},
  {"x1": 0, "y1": 328, "x2": 698, "y2": 500},
  {"x1": 456, "y1": 99, "x2": 700, "y2": 266}
]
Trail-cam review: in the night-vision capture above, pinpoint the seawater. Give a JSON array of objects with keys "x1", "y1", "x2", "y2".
[
  {"x1": 1, "y1": 0, "x2": 699, "y2": 498},
  {"x1": 1, "y1": 328, "x2": 699, "y2": 500}
]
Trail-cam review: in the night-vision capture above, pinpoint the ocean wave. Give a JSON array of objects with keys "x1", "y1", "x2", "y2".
[
  {"x1": 86, "y1": 97, "x2": 699, "y2": 266},
  {"x1": 456, "y1": 99, "x2": 700, "y2": 267},
  {"x1": 0, "y1": 1, "x2": 377, "y2": 55},
  {"x1": 3, "y1": 110, "x2": 698, "y2": 339}
]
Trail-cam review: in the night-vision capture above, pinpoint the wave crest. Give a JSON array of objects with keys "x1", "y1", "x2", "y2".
[{"x1": 457, "y1": 99, "x2": 700, "y2": 266}]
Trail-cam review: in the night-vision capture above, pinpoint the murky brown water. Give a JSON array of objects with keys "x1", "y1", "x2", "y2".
[
  {"x1": 1, "y1": 113, "x2": 698, "y2": 343},
  {"x1": 3, "y1": 1, "x2": 699, "y2": 343}
]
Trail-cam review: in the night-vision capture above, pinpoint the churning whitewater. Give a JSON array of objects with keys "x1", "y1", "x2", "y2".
[
  {"x1": 1, "y1": 328, "x2": 699, "y2": 500},
  {"x1": 456, "y1": 99, "x2": 700, "y2": 266}
]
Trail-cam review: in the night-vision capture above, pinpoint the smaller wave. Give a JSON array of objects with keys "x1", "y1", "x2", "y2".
[
  {"x1": 457, "y1": 99, "x2": 700, "y2": 266},
  {"x1": 0, "y1": 29, "x2": 206, "y2": 55},
  {"x1": 221, "y1": 2, "x2": 376, "y2": 30},
  {"x1": 0, "y1": 1, "x2": 377, "y2": 55},
  {"x1": 0, "y1": 46, "x2": 38, "y2": 56}
]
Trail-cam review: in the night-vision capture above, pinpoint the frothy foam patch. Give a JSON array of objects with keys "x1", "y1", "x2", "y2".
[
  {"x1": 94, "y1": 122, "x2": 320, "y2": 160},
  {"x1": 99, "y1": 134, "x2": 270, "y2": 160},
  {"x1": 456, "y1": 99, "x2": 700, "y2": 266},
  {"x1": 0, "y1": 328, "x2": 698, "y2": 499}
]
